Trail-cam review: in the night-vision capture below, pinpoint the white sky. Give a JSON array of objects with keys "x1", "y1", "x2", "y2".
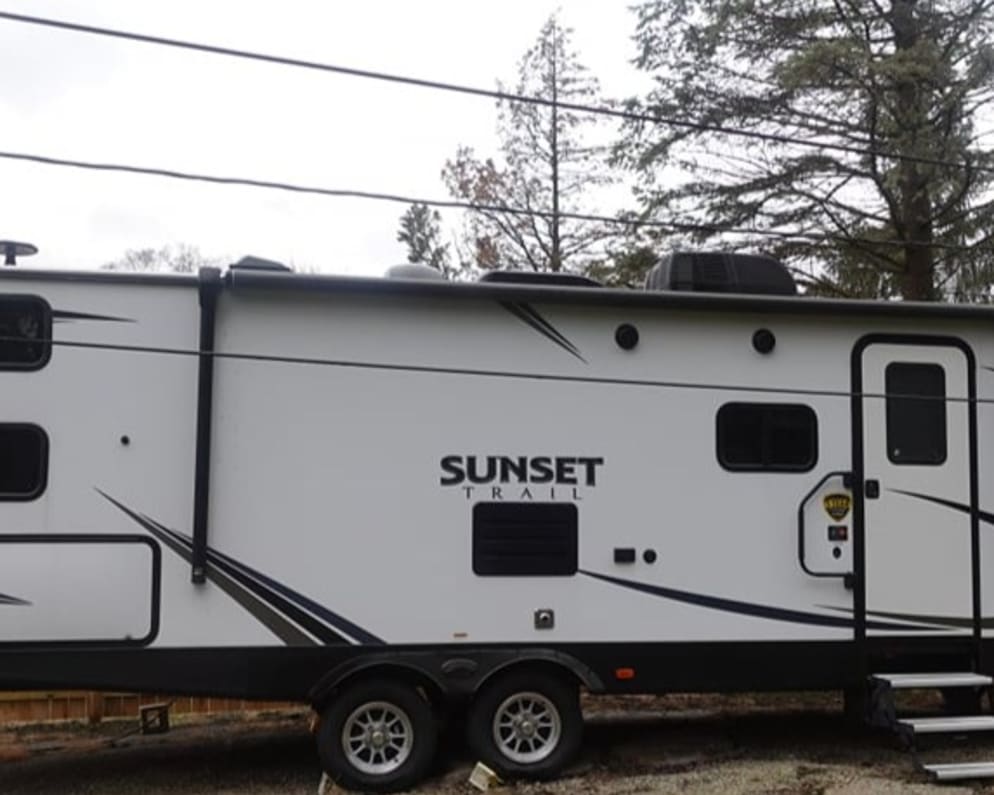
[{"x1": 0, "y1": 1, "x2": 646, "y2": 275}]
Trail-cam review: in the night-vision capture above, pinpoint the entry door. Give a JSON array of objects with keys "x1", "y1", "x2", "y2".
[{"x1": 860, "y1": 341, "x2": 975, "y2": 636}]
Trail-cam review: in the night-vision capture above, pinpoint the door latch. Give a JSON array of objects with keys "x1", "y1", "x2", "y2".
[{"x1": 865, "y1": 479, "x2": 880, "y2": 499}]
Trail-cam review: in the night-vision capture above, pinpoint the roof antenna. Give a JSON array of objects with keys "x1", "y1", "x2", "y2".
[{"x1": 0, "y1": 241, "x2": 38, "y2": 267}]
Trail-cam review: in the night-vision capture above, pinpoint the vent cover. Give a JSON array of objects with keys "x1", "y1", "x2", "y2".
[
  {"x1": 472, "y1": 503, "x2": 578, "y2": 576},
  {"x1": 645, "y1": 252, "x2": 796, "y2": 295}
]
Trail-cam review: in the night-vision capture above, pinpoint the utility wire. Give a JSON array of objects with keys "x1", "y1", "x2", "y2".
[
  {"x1": 0, "y1": 148, "x2": 973, "y2": 252},
  {"x1": 4, "y1": 334, "x2": 991, "y2": 404},
  {"x1": 0, "y1": 9, "x2": 989, "y2": 179}
]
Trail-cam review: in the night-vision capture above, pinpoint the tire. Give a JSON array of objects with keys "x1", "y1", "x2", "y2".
[
  {"x1": 316, "y1": 678, "x2": 438, "y2": 792},
  {"x1": 466, "y1": 670, "x2": 582, "y2": 781}
]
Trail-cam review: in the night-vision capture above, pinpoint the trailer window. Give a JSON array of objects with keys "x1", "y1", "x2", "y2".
[
  {"x1": 0, "y1": 296, "x2": 51, "y2": 369},
  {"x1": 716, "y1": 403, "x2": 817, "y2": 472},
  {"x1": 886, "y1": 363, "x2": 946, "y2": 465},
  {"x1": 472, "y1": 502, "x2": 577, "y2": 576},
  {"x1": 0, "y1": 424, "x2": 48, "y2": 500}
]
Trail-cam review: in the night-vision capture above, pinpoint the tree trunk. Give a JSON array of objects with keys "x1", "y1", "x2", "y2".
[
  {"x1": 549, "y1": 26, "x2": 562, "y2": 272},
  {"x1": 890, "y1": 0, "x2": 936, "y2": 300}
]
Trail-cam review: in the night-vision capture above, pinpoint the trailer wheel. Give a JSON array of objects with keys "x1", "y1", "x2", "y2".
[
  {"x1": 467, "y1": 670, "x2": 582, "y2": 780},
  {"x1": 316, "y1": 679, "x2": 438, "y2": 792}
]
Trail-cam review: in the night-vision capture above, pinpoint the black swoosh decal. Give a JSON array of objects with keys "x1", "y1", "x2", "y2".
[
  {"x1": 889, "y1": 489, "x2": 994, "y2": 525},
  {"x1": 139, "y1": 513, "x2": 382, "y2": 645},
  {"x1": 819, "y1": 605, "x2": 981, "y2": 629},
  {"x1": 190, "y1": 535, "x2": 384, "y2": 645},
  {"x1": 52, "y1": 310, "x2": 135, "y2": 323},
  {"x1": 0, "y1": 592, "x2": 30, "y2": 606},
  {"x1": 140, "y1": 515, "x2": 354, "y2": 646},
  {"x1": 580, "y1": 570, "x2": 940, "y2": 631},
  {"x1": 828, "y1": 489, "x2": 993, "y2": 631},
  {"x1": 98, "y1": 491, "x2": 317, "y2": 647},
  {"x1": 500, "y1": 301, "x2": 587, "y2": 363},
  {"x1": 98, "y1": 490, "x2": 382, "y2": 645}
]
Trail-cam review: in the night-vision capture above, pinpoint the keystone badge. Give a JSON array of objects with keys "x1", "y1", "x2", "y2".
[{"x1": 823, "y1": 493, "x2": 852, "y2": 521}]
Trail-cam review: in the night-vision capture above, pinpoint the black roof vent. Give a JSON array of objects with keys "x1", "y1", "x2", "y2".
[
  {"x1": 230, "y1": 255, "x2": 292, "y2": 272},
  {"x1": 479, "y1": 270, "x2": 600, "y2": 287},
  {"x1": 645, "y1": 252, "x2": 796, "y2": 296}
]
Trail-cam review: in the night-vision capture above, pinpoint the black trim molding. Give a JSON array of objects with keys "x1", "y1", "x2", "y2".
[{"x1": 191, "y1": 267, "x2": 222, "y2": 584}]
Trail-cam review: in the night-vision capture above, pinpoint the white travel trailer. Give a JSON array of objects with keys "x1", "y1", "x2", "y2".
[{"x1": 1, "y1": 250, "x2": 994, "y2": 788}]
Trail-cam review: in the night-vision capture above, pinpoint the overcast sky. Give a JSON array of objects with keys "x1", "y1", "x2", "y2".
[{"x1": 0, "y1": 1, "x2": 646, "y2": 275}]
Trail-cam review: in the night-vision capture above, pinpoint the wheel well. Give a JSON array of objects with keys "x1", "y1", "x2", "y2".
[
  {"x1": 312, "y1": 663, "x2": 446, "y2": 712},
  {"x1": 474, "y1": 659, "x2": 584, "y2": 697}
]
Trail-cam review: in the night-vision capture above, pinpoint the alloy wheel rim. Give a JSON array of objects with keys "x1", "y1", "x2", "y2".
[
  {"x1": 341, "y1": 700, "x2": 414, "y2": 775},
  {"x1": 491, "y1": 691, "x2": 562, "y2": 764}
]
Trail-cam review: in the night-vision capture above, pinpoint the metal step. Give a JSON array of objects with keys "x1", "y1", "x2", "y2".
[
  {"x1": 900, "y1": 716, "x2": 994, "y2": 734},
  {"x1": 871, "y1": 672, "x2": 992, "y2": 689},
  {"x1": 924, "y1": 761, "x2": 994, "y2": 781}
]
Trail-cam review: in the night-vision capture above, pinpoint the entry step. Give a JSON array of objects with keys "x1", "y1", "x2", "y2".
[
  {"x1": 924, "y1": 761, "x2": 994, "y2": 781},
  {"x1": 900, "y1": 716, "x2": 994, "y2": 734},
  {"x1": 871, "y1": 672, "x2": 992, "y2": 689}
]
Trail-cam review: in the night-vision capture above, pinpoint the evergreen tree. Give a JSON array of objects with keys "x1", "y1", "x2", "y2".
[
  {"x1": 443, "y1": 15, "x2": 616, "y2": 274},
  {"x1": 617, "y1": 0, "x2": 994, "y2": 300},
  {"x1": 396, "y1": 203, "x2": 455, "y2": 278}
]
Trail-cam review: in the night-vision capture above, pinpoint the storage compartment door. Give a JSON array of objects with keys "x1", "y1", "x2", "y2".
[{"x1": 0, "y1": 536, "x2": 159, "y2": 645}]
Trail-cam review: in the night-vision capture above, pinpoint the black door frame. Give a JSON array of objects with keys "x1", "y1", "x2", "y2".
[{"x1": 850, "y1": 334, "x2": 980, "y2": 668}]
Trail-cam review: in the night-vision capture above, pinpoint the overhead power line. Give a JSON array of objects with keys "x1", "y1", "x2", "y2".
[
  {"x1": 0, "y1": 148, "x2": 970, "y2": 251},
  {"x1": 2, "y1": 334, "x2": 990, "y2": 404},
  {"x1": 0, "y1": 9, "x2": 988, "y2": 179}
]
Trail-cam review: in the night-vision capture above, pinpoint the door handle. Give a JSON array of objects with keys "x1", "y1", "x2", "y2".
[{"x1": 865, "y1": 479, "x2": 880, "y2": 499}]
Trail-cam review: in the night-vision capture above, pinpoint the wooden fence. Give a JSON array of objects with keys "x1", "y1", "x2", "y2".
[{"x1": 0, "y1": 691, "x2": 297, "y2": 725}]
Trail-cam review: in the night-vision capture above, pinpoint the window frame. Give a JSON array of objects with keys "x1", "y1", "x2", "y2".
[
  {"x1": 0, "y1": 295, "x2": 52, "y2": 371},
  {"x1": 716, "y1": 402, "x2": 819, "y2": 473},
  {"x1": 0, "y1": 423, "x2": 49, "y2": 501}
]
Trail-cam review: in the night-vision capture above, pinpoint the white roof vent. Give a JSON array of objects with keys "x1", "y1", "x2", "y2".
[{"x1": 384, "y1": 264, "x2": 446, "y2": 281}]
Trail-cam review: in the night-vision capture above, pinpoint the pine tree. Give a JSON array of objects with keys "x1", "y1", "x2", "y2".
[
  {"x1": 443, "y1": 15, "x2": 616, "y2": 274},
  {"x1": 617, "y1": 0, "x2": 994, "y2": 300}
]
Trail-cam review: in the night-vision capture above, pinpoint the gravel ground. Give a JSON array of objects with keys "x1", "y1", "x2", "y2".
[{"x1": 2, "y1": 694, "x2": 994, "y2": 795}]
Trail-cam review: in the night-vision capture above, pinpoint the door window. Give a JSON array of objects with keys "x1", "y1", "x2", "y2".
[{"x1": 885, "y1": 362, "x2": 946, "y2": 465}]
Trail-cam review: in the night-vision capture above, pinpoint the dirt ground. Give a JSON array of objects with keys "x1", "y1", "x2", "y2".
[{"x1": 2, "y1": 693, "x2": 994, "y2": 795}]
